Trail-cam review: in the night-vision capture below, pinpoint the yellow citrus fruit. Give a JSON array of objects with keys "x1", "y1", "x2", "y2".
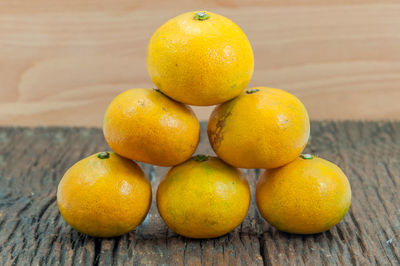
[
  {"x1": 103, "y1": 88, "x2": 200, "y2": 166},
  {"x1": 157, "y1": 155, "x2": 250, "y2": 238},
  {"x1": 146, "y1": 11, "x2": 254, "y2": 106},
  {"x1": 208, "y1": 87, "x2": 310, "y2": 169},
  {"x1": 57, "y1": 151, "x2": 152, "y2": 237},
  {"x1": 256, "y1": 154, "x2": 352, "y2": 234}
]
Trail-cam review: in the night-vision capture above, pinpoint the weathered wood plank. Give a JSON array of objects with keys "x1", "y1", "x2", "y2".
[{"x1": 0, "y1": 122, "x2": 399, "y2": 265}]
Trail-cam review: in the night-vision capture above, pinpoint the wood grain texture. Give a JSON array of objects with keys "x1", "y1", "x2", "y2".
[
  {"x1": 0, "y1": 1, "x2": 400, "y2": 126},
  {"x1": 0, "y1": 121, "x2": 399, "y2": 265}
]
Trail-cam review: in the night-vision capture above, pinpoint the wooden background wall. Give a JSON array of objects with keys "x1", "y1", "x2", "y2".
[{"x1": 1, "y1": 0, "x2": 399, "y2": 126}]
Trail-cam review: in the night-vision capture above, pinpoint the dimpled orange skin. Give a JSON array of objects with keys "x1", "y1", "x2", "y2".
[
  {"x1": 57, "y1": 152, "x2": 152, "y2": 237},
  {"x1": 103, "y1": 88, "x2": 200, "y2": 166},
  {"x1": 208, "y1": 87, "x2": 310, "y2": 169},
  {"x1": 146, "y1": 11, "x2": 254, "y2": 106},
  {"x1": 256, "y1": 156, "x2": 352, "y2": 234},
  {"x1": 157, "y1": 156, "x2": 251, "y2": 239}
]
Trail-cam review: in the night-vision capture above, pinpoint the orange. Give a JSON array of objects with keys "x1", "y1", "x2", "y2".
[
  {"x1": 146, "y1": 11, "x2": 254, "y2": 106},
  {"x1": 256, "y1": 154, "x2": 352, "y2": 234},
  {"x1": 208, "y1": 87, "x2": 310, "y2": 169},
  {"x1": 103, "y1": 88, "x2": 200, "y2": 166},
  {"x1": 157, "y1": 155, "x2": 250, "y2": 238},
  {"x1": 57, "y1": 151, "x2": 152, "y2": 237}
]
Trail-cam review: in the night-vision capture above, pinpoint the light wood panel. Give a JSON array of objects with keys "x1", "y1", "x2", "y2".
[{"x1": 1, "y1": 1, "x2": 399, "y2": 126}]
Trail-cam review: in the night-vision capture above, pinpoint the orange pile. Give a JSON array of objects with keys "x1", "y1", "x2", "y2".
[{"x1": 57, "y1": 10, "x2": 351, "y2": 238}]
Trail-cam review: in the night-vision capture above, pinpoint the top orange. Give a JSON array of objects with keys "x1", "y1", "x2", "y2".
[{"x1": 146, "y1": 11, "x2": 254, "y2": 106}]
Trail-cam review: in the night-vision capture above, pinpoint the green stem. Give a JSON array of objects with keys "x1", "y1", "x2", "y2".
[
  {"x1": 194, "y1": 12, "x2": 210, "y2": 21},
  {"x1": 246, "y1": 89, "x2": 260, "y2": 94},
  {"x1": 97, "y1": 152, "x2": 110, "y2": 159},
  {"x1": 300, "y1": 154, "x2": 314, "y2": 160},
  {"x1": 194, "y1": 155, "x2": 208, "y2": 162}
]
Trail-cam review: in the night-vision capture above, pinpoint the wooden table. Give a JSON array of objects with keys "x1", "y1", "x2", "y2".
[{"x1": 0, "y1": 121, "x2": 399, "y2": 265}]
